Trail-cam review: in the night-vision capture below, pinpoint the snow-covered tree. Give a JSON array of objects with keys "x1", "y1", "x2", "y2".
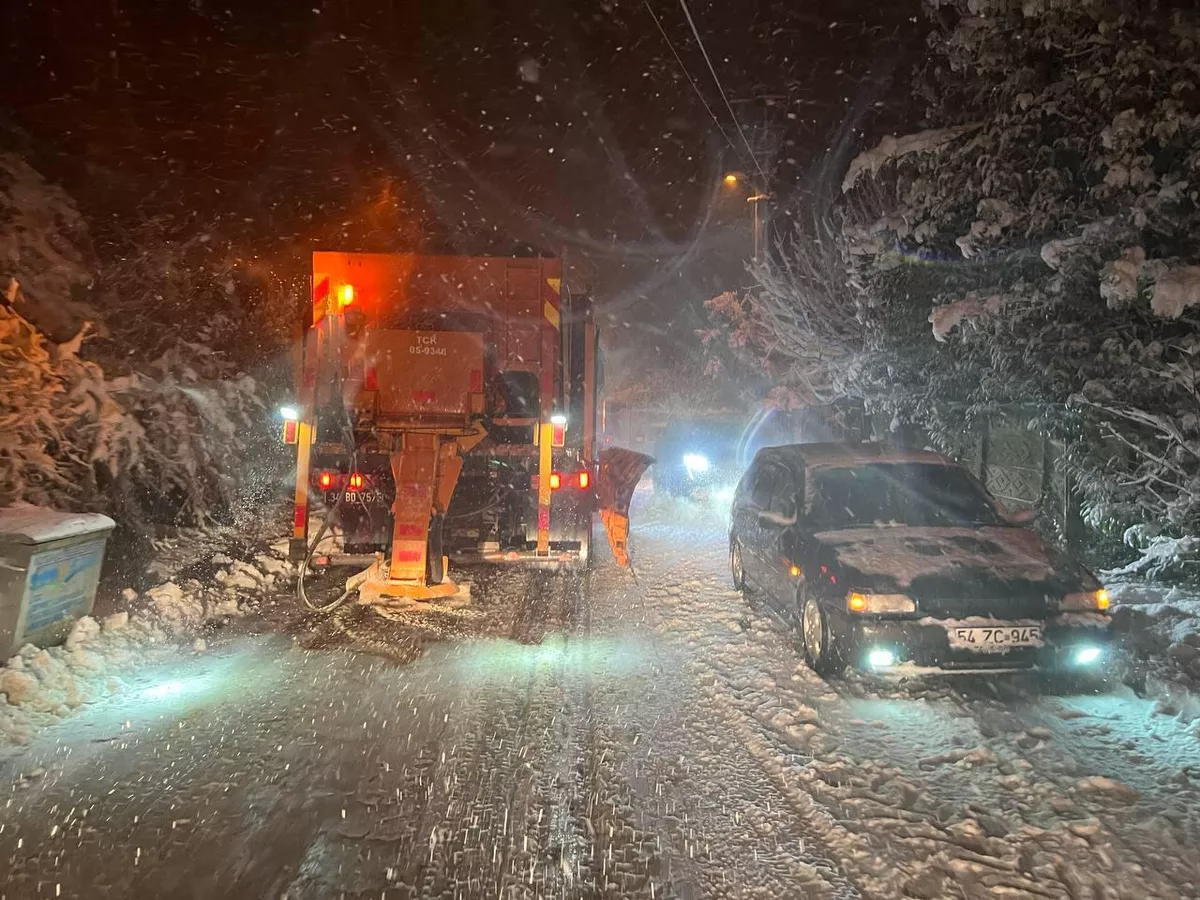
[
  {"x1": 0, "y1": 153, "x2": 266, "y2": 525},
  {"x1": 719, "y1": 0, "x2": 1200, "y2": 557},
  {"x1": 704, "y1": 206, "x2": 868, "y2": 408}
]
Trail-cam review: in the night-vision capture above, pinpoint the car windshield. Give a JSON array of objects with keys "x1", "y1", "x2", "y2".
[{"x1": 807, "y1": 462, "x2": 1002, "y2": 530}]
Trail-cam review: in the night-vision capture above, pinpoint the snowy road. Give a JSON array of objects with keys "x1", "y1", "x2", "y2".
[{"x1": 3, "y1": 496, "x2": 1200, "y2": 899}]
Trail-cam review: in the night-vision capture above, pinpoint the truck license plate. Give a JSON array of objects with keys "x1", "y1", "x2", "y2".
[
  {"x1": 951, "y1": 625, "x2": 1042, "y2": 651},
  {"x1": 325, "y1": 490, "x2": 387, "y2": 505}
]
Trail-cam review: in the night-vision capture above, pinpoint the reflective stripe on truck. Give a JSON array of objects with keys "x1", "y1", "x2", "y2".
[{"x1": 537, "y1": 422, "x2": 553, "y2": 555}]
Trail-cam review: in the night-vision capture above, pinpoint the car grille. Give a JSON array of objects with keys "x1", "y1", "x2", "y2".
[{"x1": 916, "y1": 595, "x2": 1056, "y2": 619}]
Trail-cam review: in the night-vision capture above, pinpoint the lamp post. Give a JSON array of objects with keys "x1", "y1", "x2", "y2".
[{"x1": 722, "y1": 172, "x2": 771, "y2": 264}]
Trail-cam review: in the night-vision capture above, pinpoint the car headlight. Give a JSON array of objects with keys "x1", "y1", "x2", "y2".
[
  {"x1": 847, "y1": 592, "x2": 917, "y2": 614},
  {"x1": 682, "y1": 453, "x2": 710, "y2": 474},
  {"x1": 1061, "y1": 589, "x2": 1110, "y2": 612}
]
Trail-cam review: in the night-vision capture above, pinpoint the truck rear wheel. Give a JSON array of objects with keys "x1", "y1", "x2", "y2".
[{"x1": 426, "y1": 513, "x2": 446, "y2": 584}]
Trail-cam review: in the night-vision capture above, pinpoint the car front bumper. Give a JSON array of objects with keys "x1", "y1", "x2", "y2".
[{"x1": 836, "y1": 613, "x2": 1113, "y2": 672}]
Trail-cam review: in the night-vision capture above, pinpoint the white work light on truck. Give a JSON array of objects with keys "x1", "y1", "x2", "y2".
[{"x1": 279, "y1": 405, "x2": 302, "y2": 444}]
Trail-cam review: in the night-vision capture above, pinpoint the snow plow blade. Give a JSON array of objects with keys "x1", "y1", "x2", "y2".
[{"x1": 596, "y1": 447, "x2": 654, "y2": 567}]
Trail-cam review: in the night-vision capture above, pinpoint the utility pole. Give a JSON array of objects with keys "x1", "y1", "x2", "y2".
[
  {"x1": 748, "y1": 193, "x2": 769, "y2": 264},
  {"x1": 723, "y1": 172, "x2": 771, "y2": 265}
]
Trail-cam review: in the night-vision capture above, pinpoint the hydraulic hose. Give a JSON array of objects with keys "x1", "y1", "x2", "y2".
[
  {"x1": 443, "y1": 487, "x2": 515, "y2": 521},
  {"x1": 296, "y1": 482, "x2": 357, "y2": 613}
]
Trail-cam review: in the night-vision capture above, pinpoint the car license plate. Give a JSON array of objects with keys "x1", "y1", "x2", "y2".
[
  {"x1": 325, "y1": 490, "x2": 387, "y2": 505},
  {"x1": 950, "y1": 625, "x2": 1042, "y2": 651}
]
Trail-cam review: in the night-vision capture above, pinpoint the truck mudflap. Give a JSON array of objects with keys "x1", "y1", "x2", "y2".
[{"x1": 596, "y1": 447, "x2": 655, "y2": 567}]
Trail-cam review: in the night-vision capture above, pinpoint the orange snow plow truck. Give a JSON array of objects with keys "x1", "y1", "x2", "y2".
[{"x1": 284, "y1": 251, "x2": 652, "y2": 604}]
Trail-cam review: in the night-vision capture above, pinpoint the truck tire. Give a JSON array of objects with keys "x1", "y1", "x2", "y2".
[{"x1": 426, "y1": 513, "x2": 446, "y2": 585}]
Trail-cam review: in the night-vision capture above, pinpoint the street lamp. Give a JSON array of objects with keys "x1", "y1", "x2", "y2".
[{"x1": 722, "y1": 172, "x2": 771, "y2": 264}]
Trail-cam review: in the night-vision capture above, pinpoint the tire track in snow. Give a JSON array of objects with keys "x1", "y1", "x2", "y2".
[{"x1": 605, "y1": 547, "x2": 863, "y2": 899}]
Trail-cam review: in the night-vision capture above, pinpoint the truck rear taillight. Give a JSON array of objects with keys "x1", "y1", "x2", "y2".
[
  {"x1": 348, "y1": 473, "x2": 364, "y2": 490},
  {"x1": 319, "y1": 471, "x2": 333, "y2": 489},
  {"x1": 541, "y1": 471, "x2": 590, "y2": 491},
  {"x1": 364, "y1": 367, "x2": 378, "y2": 391},
  {"x1": 282, "y1": 420, "x2": 299, "y2": 444}
]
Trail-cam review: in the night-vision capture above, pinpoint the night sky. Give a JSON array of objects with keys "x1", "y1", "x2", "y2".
[{"x1": 4, "y1": 0, "x2": 924, "y2": 348}]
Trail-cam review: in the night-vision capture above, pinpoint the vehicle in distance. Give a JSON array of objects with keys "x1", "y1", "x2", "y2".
[
  {"x1": 653, "y1": 417, "x2": 745, "y2": 499},
  {"x1": 729, "y1": 443, "x2": 1112, "y2": 676}
]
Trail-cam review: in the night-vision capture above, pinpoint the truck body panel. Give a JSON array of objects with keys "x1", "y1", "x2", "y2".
[{"x1": 290, "y1": 251, "x2": 642, "y2": 590}]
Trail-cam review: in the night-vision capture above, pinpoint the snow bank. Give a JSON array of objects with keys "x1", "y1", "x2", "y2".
[
  {"x1": 1107, "y1": 580, "x2": 1200, "y2": 683},
  {"x1": 0, "y1": 608, "x2": 170, "y2": 747},
  {"x1": 0, "y1": 544, "x2": 294, "y2": 747}
]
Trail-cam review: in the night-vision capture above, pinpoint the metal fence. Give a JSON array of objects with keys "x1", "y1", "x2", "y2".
[{"x1": 867, "y1": 410, "x2": 1083, "y2": 551}]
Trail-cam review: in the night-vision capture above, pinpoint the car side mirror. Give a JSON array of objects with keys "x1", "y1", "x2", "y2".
[{"x1": 1006, "y1": 507, "x2": 1037, "y2": 526}]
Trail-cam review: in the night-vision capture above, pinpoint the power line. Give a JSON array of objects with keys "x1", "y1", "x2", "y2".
[
  {"x1": 676, "y1": 0, "x2": 769, "y2": 184},
  {"x1": 643, "y1": 0, "x2": 739, "y2": 157}
]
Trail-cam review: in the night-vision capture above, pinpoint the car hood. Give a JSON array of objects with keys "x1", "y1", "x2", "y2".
[{"x1": 813, "y1": 526, "x2": 1095, "y2": 599}]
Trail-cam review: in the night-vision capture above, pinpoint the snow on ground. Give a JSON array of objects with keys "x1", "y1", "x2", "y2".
[
  {"x1": 628, "y1": 493, "x2": 1200, "y2": 899},
  {"x1": 0, "y1": 545, "x2": 295, "y2": 750},
  {"x1": 2, "y1": 490, "x2": 1199, "y2": 898},
  {"x1": 1107, "y1": 579, "x2": 1200, "y2": 686}
]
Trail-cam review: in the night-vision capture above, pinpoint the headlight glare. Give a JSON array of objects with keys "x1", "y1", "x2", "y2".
[
  {"x1": 847, "y1": 592, "x2": 916, "y2": 614},
  {"x1": 1061, "y1": 589, "x2": 1110, "y2": 612}
]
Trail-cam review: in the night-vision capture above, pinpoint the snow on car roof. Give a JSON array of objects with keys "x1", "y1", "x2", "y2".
[{"x1": 756, "y1": 442, "x2": 955, "y2": 472}]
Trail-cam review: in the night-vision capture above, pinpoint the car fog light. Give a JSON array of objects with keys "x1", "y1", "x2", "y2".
[
  {"x1": 1073, "y1": 646, "x2": 1102, "y2": 666},
  {"x1": 868, "y1": 649, "x2": 896, "y2": 668}
]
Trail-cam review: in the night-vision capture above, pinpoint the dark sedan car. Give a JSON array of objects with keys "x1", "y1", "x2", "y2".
[{"x1": 729, "y1": 443, "x2": 1112, "y2": 676}]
